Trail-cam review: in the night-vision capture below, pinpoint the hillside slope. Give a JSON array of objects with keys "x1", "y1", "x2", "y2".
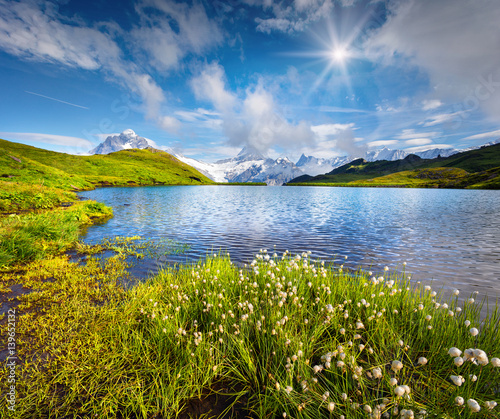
[
  {"x1": 0, "y1": 138, "x2": 214, "y2": 211},
  {"x1": 287, "y1": 143, "x2": 500, "y2": 189}
]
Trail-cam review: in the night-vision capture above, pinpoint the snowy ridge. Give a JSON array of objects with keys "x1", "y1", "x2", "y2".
[
  {"x1": 89, "y1": 130, "x2": 500, "y2": 185},
  {"x1": 89, "y1": 129, "x2": 158, "y2": 154}
]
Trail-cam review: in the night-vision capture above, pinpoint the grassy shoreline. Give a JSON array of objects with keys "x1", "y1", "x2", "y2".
[
  {"x1": 1, "y1": 249, "x2": 499, "y2": 417},
  {"x1": 1, "y1": 139, "x2": 499, "y2": 417}
]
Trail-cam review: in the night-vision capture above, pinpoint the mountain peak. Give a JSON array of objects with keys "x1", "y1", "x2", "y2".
[
  {"x1": 121, "y1": 129, "x2": 136, "y2": 137},
  {"x1": 89, "y1": 129, "x2": 156, "y2": 154},
  {"x1": 236, "y1": 145, "x2": 265, "y2": 161}
]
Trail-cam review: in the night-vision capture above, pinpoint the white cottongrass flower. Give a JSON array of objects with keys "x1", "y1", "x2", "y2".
[
  {"x1": 470, "y1": 328, "x2": 479, "y2": 337},
  {"x1": 328, "y1": 402, "x2": 335, "y2": 412},
  {"x1": 467, "y1": 399, "x2": 481, "y2": 412},
  {"x1": 455, "y1": 396, "x2": 464, "y2": 406},
  {"x1": 473, "y1": 349, "x2": 489, "y2": 365},
  {"x1": 450, "y1": 375, "x2": 465, "y2": 386},
  {"x1": 454, "y1": 357, "x2": 464, "y2": 367},
  {"x1": 448, "y1": 347, "x2": 462, "y2": 357},
  {"x1": 453, "y1": 289, "x2": 460, "y2": 296},
  {"x1": 285, "y1": 386, "x2": 293, "y2": 394},
  {"x1": 394, "y1": 386, "x2": 405, "y2": 397},
  {"x1": 400, "y1": 409, "x2": 414, "y2": 419},
  {"x1": 485, "y1": 401, "x2": 498, "y2": 410},
  {"x1": 464, "y1": 320, "x2": 471, "y2": 327},
  {"x1": 469, "y1": 374, "x2": 478, "y2": 382},
  {"x1": 391, "y1": 360, "x2": 403, "y2": 372},
  {"x1": 418, "y1": 357, "x2": 428, "y2": 366},
  {"x1": 463, "y1": 348, "x2": 474, "y2": 361},
  {"x1": 491, "y1": 357, "x2": 500, "y2": 367},
  {"x1": 364, "y1": 405, "x2": 372, "y2": 413},
  {"x1": 425, "y1": 315, "x2": 432, "y2": 321},
  {"x1": 389, "y1": 378, "x2": 398, "y2": 386},
  {"x1": 372, "y1": 367, "x2": 383, "y2": 379}
]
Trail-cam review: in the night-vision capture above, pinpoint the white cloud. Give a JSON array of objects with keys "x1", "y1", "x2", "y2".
[
  {"x1": 0, "y1": 0, "x2": 225, "y2": 134},
  {"x1": 191, "y1": 63, "x2": 237, "y2": 113},
  {"x1": 421, "y1": 99, "x2": 442, "y2": 111},
  {"x1": 404, "y1": 144, "x2": 453, "y2": 153},
  {"x1": 334, "y1": 126, "x2": 367, "y2": 156},
  {"x1": 404, "y1": 138, "x2": 432, "y2": 146},
  {"x1": 191, "y1": 62, "x2": 315, "y2": 154},
  {"x1": 311, "y1": 123, "x2": 355, "y2": 138},
  {"x1": 0, "y1": 1, "x2": 122, "y2": 69},
  {"x1": 158, "y1": 115, "x2": 181, "y2": 132},
  {"x1": 367, "y1": 140, "x2": 399, "y2": 147},
  {"x1": 462, "y1": 129, "x2": 500, "y2": 141},
  {"x1": 396, "y1": 129, "x2": 438, "y2": 140},
  {"x1": 132, "y1": 0, "x2": 223, "y2": 72},
  {"x1": 246, "y1": 0, "x2": 334, "y2": 34},
  {"x1": 319, "y1": 106, "x2": 369, "y2": 114},
  {"x1": 421, "y1": 111, "x2": 466, "y2": 127},
  {"x1": 0, "y1": 131, "x2": 94, "y2": 152},
  {"x1": 174, "y1": 108, "x2": 223, "y2": 129},
  {"x1": 365, "y1": 0, "x2": 500, "y2": 121}
]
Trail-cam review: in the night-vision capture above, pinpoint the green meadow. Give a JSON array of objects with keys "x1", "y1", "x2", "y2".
[
  {"x1": 1, "y1": 138, "x2": 499, "y2": 418},
  {"x1": 288, "y1": 143, "x2": 500, "y2": 189}
]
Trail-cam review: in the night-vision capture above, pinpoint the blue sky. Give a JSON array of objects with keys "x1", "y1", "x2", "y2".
[{"x1": 1, "y1": 0, "x2": 500, "y2": 162}]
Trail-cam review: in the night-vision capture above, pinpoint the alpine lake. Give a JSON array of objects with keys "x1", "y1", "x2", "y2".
[{"x1": 78, "y1": 185, "x2": 500, "y2": 305}]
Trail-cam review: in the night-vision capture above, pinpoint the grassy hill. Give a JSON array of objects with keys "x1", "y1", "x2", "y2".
[
  {"x1": 288, "y1": 143, "x2": 500, "y2": 189},
  {"x1": 0, "y1": 138, "x2": 215, "y2": 265},
  {"x1": 0, "y1": 138, "x2": 215, "y2": 212}
]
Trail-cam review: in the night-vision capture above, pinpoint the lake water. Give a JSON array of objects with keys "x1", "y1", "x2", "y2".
[{"x1": 78, "y1": 185, "x2": 500, "y2": 301}]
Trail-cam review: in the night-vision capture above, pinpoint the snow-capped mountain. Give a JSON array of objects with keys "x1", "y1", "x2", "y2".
[
  {"x1": 365, "y1": 148, "x2": 410, "y2": 161},
  {"x1": 88, "y1": 129, "x2": 499, "y2": 185},
  {"x1": 175, "y1": 146, "x2": 303, "y2": 186},
  {"x1": 89, "y1": 129, "x2": 157, "y2": 154},
  {"x1": 294, "y1": 147, "x2": 458, "y2": 177},
  {"x1": 295, "y1": 155, "x2": 352, "y2": 176}
]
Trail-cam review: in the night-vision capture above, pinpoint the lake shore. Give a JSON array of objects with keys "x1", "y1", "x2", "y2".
[
  {"x1": 1, "y1": 171, "x2": 499, "y2": 417},
  {"x1": 1, "y1": 243, "x2": 499, "y2": 417}
]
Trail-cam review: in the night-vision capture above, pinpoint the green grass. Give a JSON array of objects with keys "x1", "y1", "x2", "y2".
[
  {"x1": 288, "y1": 143, "x2": 500, "y2": 189},
  {"x1": 1, "y1": 251, "x2": 499, "y2": 418},
  {"x1": 0, "y1": 181, "x2": 77, "y2": 212},
  {"x1": 0, "y1": 200, "x2": 112, "y2": 266},
  {"x1": 0, "y1": 138, "x2": 215, "y2": 194},
  {"x1": 347, "y1": 168, "x2": 470, "y2": 188},
  {"x1": 290, "y1": 167, "x2": 500, "y2": 189}
]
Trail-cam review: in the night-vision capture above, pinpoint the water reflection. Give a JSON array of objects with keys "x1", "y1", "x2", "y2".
[{"x1": 79, "y1": 186, "x2": 500, "y2": 301}]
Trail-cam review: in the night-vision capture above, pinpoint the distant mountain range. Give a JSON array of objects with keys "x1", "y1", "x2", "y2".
[{"x1": 89, "y1": 130, "x2": 500, "y2": 185}]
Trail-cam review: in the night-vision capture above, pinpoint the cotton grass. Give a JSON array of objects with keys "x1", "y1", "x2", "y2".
[{"x1": 3, "y1": 249, "x2": 499, "y2": 418}]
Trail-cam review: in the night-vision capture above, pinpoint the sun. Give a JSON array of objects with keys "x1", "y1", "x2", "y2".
[{"x1": 330, "y1": 46, "x2": 349, "y2": 64}]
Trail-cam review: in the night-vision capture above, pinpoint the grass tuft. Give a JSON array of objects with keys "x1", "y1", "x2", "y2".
[{"x1": 2, "y1": 250, "x2": 499, "y2": 418}]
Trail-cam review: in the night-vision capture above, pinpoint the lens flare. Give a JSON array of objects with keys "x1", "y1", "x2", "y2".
[{"x1": 331, "y1": 47, "x2": 349, "y2": 64}]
